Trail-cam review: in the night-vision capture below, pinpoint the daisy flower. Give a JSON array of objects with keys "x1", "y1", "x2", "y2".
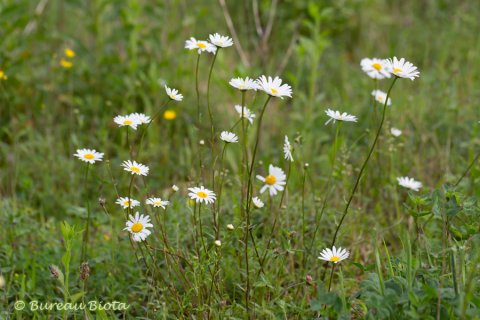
[
  {"x1": 188, "y1": 186, "x2": 216, "y2": 204},
  {"x1": 325, "y1": 109, "x2": 358, "y2": 125},
  {"x1": 256, "y1": 76, "x2": 292, "y2": 99},
  {"x1": 397, "y1": 176, "x2": 422, "y2": 191},
  {"x1": 360, "y1": 58, "x2": 391, "y2": 79},
  {"x1": 124, "y1": 212, "x2": 153, "y2": 242},
  {"x1": 318, "y1": 246, "x2": 350, "y2": 264},
  {"x1": 252, "y1": 197, "x2": 264, "y2": 208},
  {"x1": 234, "y1": 105, "x2": 255, "y2": 124},
  {"x1": 185, "y1": 37, "x2": 217, "y2": 54},
  {"x1": 371, "y1": 90, "x2": 392, "y2": 106},
  {"x1": 220, "y1": 131, "x2": 238, "y2": 143},
  {"x1": 74, "y1": 149, "x2": 104, "y2": 164},
  {"x1": 165, "y1": 85, "x2": 183, "y2": 101},
  {"x1": 283, "y1": 136, "x2": 294, "y2": 162},
  {"x1": 209, "y1": 33, "x2": 233, "y2": 48},
  {"x1": 387, "y1": 57, "x2": 420, "y2": 80},
  {"x1": 146, "y1": 197, "x2": 170, "y2": 209},
  {"x1": 116, "y1": 197, "x2": 140, "y2": 209},
  {"x1": 122, "y1": 160, "x2": 149, "y2": 176},
  {"x1": 390, "y1": 127, "x2": 402, "y2": 137},
  {"x1": 129, "y1": 113, "x2": 151, "y2": 124},
  {"x1": 256, "y1": 164, "x2": 286, "y2": 196},
  {"x1": 229, "y1": 77, "x2": 258, "y2": 91},
  {"x1": 114, "y1": 114, "x2": 141, "y2": 130}
]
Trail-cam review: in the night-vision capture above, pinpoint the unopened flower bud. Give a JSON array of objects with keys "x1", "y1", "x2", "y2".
[
  {"x1": 80, "y1": 262, "x2": 90, "y2": 281},
  {"x1": 214, "y1": 240, "x2": 222, "y2": 247}
]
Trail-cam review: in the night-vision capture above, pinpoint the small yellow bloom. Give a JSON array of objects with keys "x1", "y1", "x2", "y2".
[
  {"x1": 103, "y1": 234, "x2": 111, "y2": 241},
  {"x1": 60, "y1": 59, "x2": 73, "y2": 69},
  {"x1": 64, "y1": 48, "x2": 75, "y2": 58},
  {"x1": 163, "y1": 110, "x2": 177, "y2": 120},
  {"x1": 0, "y1": 69, "x2": 7, "y2": 80}
]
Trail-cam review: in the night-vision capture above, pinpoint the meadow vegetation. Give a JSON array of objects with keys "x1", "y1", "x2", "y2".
[{"x1": 1, "y1": 1, "x2": 480, "y2": 319}]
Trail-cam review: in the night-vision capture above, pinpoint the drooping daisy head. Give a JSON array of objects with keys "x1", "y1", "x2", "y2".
[
  {"x1": 185, "y1": 37, "x2": 217, "y2": 54},
  {"x1": 116, "y1": 197, "x2": 140, "y2": 209},
  {"x1": 390, "y1": 127, "x2": 402, "y2": 137},
  {"x1": 208, "y1": 33, "x2": 233, "y2": 48},
  {"x1": 318, "y1": 246, "x2": 350, "y2": 264},
  {"x1": 129, "y1": 113, "x2": 151, "y2": 124},
  {"x1": 124, "y1": 212, "x2": 153, "y2": 242},
  {"x1": 114, "y1": 114, "x2": 141, "y2": 130},
  {"x1": 220, "y1": 131, "x2": 238, "y2": 143},
  {"x1": 360, "y1": 58, "x2": 391, "y2": 80},
  {"x1": 397, "y1": 176, "x2": 422, "y2": 191},
  {"x1": 256, "y1": 164, "x2": 286, "y2": 196},
  {"x1": 122, "y1": 160, "x2": 149, "y2": 176},
  {"x1": 256, "y1": 76, "x2": 292, "y2": 99},
  {"x1": 165, "y1": 85, "x2": 183, "y2": 101},
  {"x1": 387, "y1": 57, "x2": 420, "y2": 80},
  {"x1": 188, "y1": 186, "x2": 216, "y2": 204},
  {"x1": 234, "y1": 105, "x2": 255, "y2": 124},
  {"x1": 371, "y1": 90, "x2": 392, "y2": 106},
  {"x1": 146, "y1": 197, "x2": 170, "y2": 209},
  {"x1": 252, "y1": 197, "x2": 264, "y2": 208},
  {"x1": 229, "y1": 77, "x2": 258, "y2": 91},
  {"x1": 325, "y1": 109, "x2": 358, "y2": 125},
  {"x1": 74, "y1": 149, "x2": 104, "y2": 164},
  {"x1": 283, "y1": 136, "x2": 294, "y2": 162}
]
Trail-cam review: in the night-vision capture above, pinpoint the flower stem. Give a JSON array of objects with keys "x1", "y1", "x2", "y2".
[
  {"x1": 329, "y1": 77, "x2": 398, "y2": 248},
  {"x1": 136, "y1": 99, "x2": 170, "y2": 160},
  {"x1": 195, "y1": 54, "x2": 201, "y2": 123},
  {"x1": 328, "y1": 264, "x2": 336, "y2": 292},
  {"x1": 454, "y1": 150, "x2": 480, "y2": 187},
  {"x1": 80, "y1": 163, "x2": 91, "y2": 263},
  {"x1": 206, "y1": 49, "x2": 219, "y2": 145},
  {"x1": 243, "y1": 95, "x2": 272, "y2": 316}
]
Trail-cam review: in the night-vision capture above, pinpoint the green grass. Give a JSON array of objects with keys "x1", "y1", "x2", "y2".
[{"x1": 1, "y1": 0, "x2": 480, "y2": 319}]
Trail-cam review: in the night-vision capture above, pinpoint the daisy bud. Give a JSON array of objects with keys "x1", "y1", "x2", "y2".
[
  {"x1": 0, "y1": 275, "x2": 5, "y2": 288},
  {"x1": 49, "y1": 265, "x2": 61, "y2": 279},
  {"x1": 306, "y1": 274, "x2": 313, "y2": 286},
  {"x1": 80, "y1": 262, "x2": 90, "y2": 281},
  {"x1": 98, "y1": 197, "x2": 106, "y2": 206},
  {"x1": 304, "y1": 163, "x2": 309, "y2": 168},
  {"x1": 199, "y1": 140, "x2": 205, "y2": 145},
  {"x1": 227, "y1": 224, "x2": 234, "y2": 230},
  {"x1": 214, "y1": 240, "x2": 222, "y2": 247},
  {"x1": 172, "y1": 185, "x2": 179, "y2": 192}
]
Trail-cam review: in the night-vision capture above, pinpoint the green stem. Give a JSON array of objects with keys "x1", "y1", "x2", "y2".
[
  {"x1": 195, "y1": 54, "x2": 201, "y2": 123},
  {"x1": 136, "y1": 99, "x2": 169, "y2": 160},
  {"x1": 454, "y1": 150, "x2": 480, "y2": 187},
  {"x1": 81, "y1": 163, "x2": 91, "y2": 262},
  {"x1": 329, "y1": 77, "x2": 398, "y2": 248},
  {"x1": 206, "y1": 49, "x2": 219, "y2": 145}
]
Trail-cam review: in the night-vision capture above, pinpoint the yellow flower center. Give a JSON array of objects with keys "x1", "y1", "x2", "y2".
[
  {"x1": 330, "y1": 256, "x2": 340, "y2": 262},
  {"x1": 197, "y1": 191, "x2": 208, "y2": 199},
  {"x1": 123, "y1": 120, "x2": 133, "y2": 125},
  {"x1": 197, "y1": 42, "x2": 206, "y2": 49},
  {"x1": 130, "y1": 166, "x2": 140, "y2": 173},
  {"x1": 372, "y1": 63, "x2": 382, "y2": 70},
  {"x1": 393, "y1": 68, "x2": 402, "y2": 73},
  {"x1": 154, "y1": 201, "x2": 161, "y2": 206},
  {"x1": 131, "y1": 223, "x2": 143, "y2": 233},
  {"x1": 271, "y1": 88, "x2": 278, "y2": 95},
  {"x1": 123, "y1": 201, "x2": 130, "y2": 206},
  {"x1": 265, "y1": 175, "x2": 276, "y2": 185},
  {"x1": 164, "y1": 110, "x2": 177, "y2": 120},
  {"x1": 84, "y1": 153, "x2": 95, "y2": 160}
]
